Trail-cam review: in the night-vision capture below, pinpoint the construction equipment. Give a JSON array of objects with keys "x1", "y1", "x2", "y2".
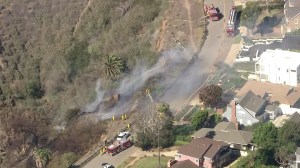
[
  {"x1": 226, "y1": 6, "x2": 237, "y2": 37},
  {"x1": 204, "y1": 4, "x2": 220, "y2": 21},
  {"x1": 106, "y1": 139, "x2": 133, "y2": 156}
]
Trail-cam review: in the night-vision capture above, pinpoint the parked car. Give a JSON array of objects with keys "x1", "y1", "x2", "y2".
[
  {"x1": 116, "y1": 132, "x2": 130, "y2": 141},
  {"x1": 102, "y1": 163, "x2": 114, "y2": 168}
]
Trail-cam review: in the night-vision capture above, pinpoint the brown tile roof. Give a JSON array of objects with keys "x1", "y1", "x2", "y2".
[
  {"x1": 239, "y1": 91, "x2": 266, "y2": 113},
  {"x1": 296, "y1": 147, "x2": 300, "y2": 155},
  {"x1": 170, "y1": 160, "x2": 198, "y2": 168},
  {"x1": 289, "y1": 112, "x2": 300, "y2": 123},
  {"x1": 214, "y1": 121, "x2": 236, "y2": 131},
  {"x1": 236, "y1": 80, "x2": 300, "y2": 105},
  {"x1": 192, "y1": 127, "x2": 253, "y2": 145},
  {"x1": 178, "y1": 137, "x2": 228, "y2": 159}
]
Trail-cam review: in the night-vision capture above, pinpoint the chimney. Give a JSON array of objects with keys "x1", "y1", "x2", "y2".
[
  {"x1": 231, "y1": 101, "x2": 237, "y2": 123},
  {"x1": 168, "y1": 159, "x2": 177, "y2": 167},
  {"x1": 231, "y1": 101, "x2": 239, "y2": 130}
]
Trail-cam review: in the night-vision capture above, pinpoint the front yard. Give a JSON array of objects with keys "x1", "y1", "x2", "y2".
[{"x1": 118, "y1": 156, "x2": 172, "y2": 168}]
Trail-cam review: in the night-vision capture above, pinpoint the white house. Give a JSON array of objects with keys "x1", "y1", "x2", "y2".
[{"x1": 255, "y1": 49, "x2": 300, "y2": 87}]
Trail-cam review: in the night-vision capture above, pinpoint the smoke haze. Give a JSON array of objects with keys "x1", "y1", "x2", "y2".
[{"x1": 83, "y1": 48, "x2": 194, "y2": 119}]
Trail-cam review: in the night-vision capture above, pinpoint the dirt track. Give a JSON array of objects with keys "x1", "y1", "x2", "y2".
[{"x1": 155, "y1": 0, "x2": 205, "y2": 53}]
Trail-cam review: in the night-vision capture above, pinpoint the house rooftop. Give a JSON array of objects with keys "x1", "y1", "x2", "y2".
[
  {"x1": 214, "y1": 121, "x2": 236, "y2": 131},
  {"x1": 289, "y1": 0, "x2": 300, "y2": 7},
  {"x1": 192, "y1": 122, "x2": 253, "y2": 145},
  {"x1": 266, "y1": 104, "x2": 279, "y2": 111},
  {"x1": 236, "y1": 80, "x2": 300, "y2": 105},
  {"x1": 285, "y1": 0, "x2": 300, "y2": 19},
  {"x1": 239, "y1": 91, "x2": 266, "y2": 113},
  {"x1": 178, "y1": 137, "x2": 228, "y2": 159},
  {"x1": 256, "y1": 49, "x2": 300, "y2": 69},
  {"x1": 289, "y1": 112, "x2": 300, "y2": 123},
  {"x1": 170, "y1": 160, "x2": 198, "y2": 168},
  {"x1": 296, "y1": 147, "x2": 300, "y2": 155}
]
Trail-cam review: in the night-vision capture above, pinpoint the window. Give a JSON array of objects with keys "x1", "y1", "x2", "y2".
[
  {"x1": 291, "y1": 70, "x2": 296, "y2": 72},
  {"x1": 295, "y1": 19, "x2": 299, "y2": 24},
  {"x1": 205, "y1": 157, "x2": 211, "y2": 162},
  {"x1": 261, "y1": 74, "x2": 268, "y2": 80}
]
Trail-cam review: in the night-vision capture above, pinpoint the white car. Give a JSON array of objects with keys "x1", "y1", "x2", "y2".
[
  {"x1": 116, "y1": 132, "x2": 130, "y2": 141},
  {"x1": 102, "y1": 163, "x2": 114, "y2": 168}
]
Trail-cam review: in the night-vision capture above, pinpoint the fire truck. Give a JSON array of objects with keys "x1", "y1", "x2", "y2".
[
  {"x1": 106, "y1": 139, "x2": 133, "y2": 156},
  {"x1": 204, "y1": 4, "x2": 220, "y2": 21},
  {"x1": 226, "y1": 6, "x2": 237, "y2": 37}
]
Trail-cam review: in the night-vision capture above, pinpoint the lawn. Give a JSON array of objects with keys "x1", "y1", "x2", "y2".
[
  {"x1": 233, "y1": 62, "x2": 255, "y2": 72},
  {"x1": 127, "y1": 156, "x2": 172, "y2": 168},
  {"x1": 117, "y1": 157, "x2": 136, "y2": 168}
]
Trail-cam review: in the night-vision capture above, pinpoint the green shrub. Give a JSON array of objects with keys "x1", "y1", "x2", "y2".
[
  {"x1": 66, "y1": 41, "x2": 90, "y2": 81},
  {"x1": 26, "y1": 79, "x2": 43, "y2": 99}
]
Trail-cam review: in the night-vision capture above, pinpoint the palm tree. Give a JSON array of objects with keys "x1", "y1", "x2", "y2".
[
  {"x1": 33, "y1": 148, "x2": 51, "y2": 168},
  {"x1": 102, "y1": 54, "x2": 125, "y2": 79}
]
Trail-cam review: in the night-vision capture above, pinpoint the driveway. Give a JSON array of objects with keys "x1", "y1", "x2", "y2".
[
  {"x1": 161, "y1": 0, "x2": 234, "y2": 113},
  {"x1": 83, "y1": 146, "x2": 139, "y2": 168}
]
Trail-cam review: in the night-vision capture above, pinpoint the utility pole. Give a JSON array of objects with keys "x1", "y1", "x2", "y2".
[{"x1": 158, "y1": 113, "x2": 161, "y2": 168}]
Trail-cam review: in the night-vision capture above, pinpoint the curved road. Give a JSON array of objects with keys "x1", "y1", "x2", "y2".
[
  {"x1": 161, "y1": 0, "x2": 234, "y2": 113},
  {"x1": 82, "y1": 0, "x2": 234, "y2": 167}
]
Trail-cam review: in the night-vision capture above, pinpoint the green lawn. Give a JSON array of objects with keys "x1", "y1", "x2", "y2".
[
  {"x1": 233, "y1": 62, "x2": 255, "y2": 72},
  {"x1": 127, "y1": 156, "x2": 172, "y2": 168},
  {"x1": 117, "y1": 157, "x2": 136, "y2": 168}
]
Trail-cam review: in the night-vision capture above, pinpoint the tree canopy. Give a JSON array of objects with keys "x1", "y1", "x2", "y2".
[
  {"x1": 198, "y1": 85, "x2": 223, "y2": 107},
  {"x1": 253, "y1": 122, "x2": 278, "y2": 149},
  {"x1": 240, "y1": 2, "x2": 262, "y2": 31},
  {"x1": 237, "y1": 121, "x2": 300, "y2": 167},
  {"x1": 191, "y1": 110, "x2": 209, "y2": 130},
  {"x1": 135, "y1": 102, "x2": 175, "y2": 150}
]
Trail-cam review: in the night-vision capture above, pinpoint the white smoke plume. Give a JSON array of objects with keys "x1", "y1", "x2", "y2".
[
  {"x1": 83, "y1": 48, "x2": 194, "y2": 119},
  {"x1": 82, "y1": 79, "x2": 105, "y2": 112}
]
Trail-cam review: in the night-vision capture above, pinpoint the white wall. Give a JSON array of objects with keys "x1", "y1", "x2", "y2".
[
  {"x1": 257, "y1": 60, "x2": 299, "y2": 86},
  {"x1": 279, "y1": 104, "x2": 300, "y2": 115}
]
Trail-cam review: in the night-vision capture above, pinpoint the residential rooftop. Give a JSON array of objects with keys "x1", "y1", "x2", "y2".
[
  {"x1": 256, "y1": 49, "x2": 300, "y2": 69},
  {"x1": 192, "y1": 122, "x2": 253, "y2": 145},
  {"x1": 178, "y1": 137, "x2": 228, "y2": 159},
  {"x1": 236, "y1": 80, "x2": 300, "y2": 105},
  {"x1": 296, "y1": 147, "x2": 300, "y2": 155},
  {"x1": 239, "y1": 90, "x2": 266, "y2": 113},
  {"x1": 285, "y1": 0, "x2": 300, "y2": 19},
  {"x1": 289, "y1": 112, "x2": 300, "y2": 123}
]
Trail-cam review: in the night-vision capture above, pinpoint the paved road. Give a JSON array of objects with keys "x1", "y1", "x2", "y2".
[
  {"x1": 161, "y1": 0, "x2": 234, "y2": 113},
  {"x1": 83, "y1": 146, "x2": 139, "y2": 168},
  {"x1": 81, "y1": 1, "x2": 234, "y2": 167}
]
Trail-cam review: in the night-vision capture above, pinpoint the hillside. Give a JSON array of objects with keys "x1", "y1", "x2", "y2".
[{"x1": 0, "y1": 0, "x2": 168, "y2": 167}]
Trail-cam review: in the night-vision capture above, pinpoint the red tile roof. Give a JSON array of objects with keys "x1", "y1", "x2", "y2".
[{"x1": 178, "y1": 137, "x2": 228, "y2": 159}]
